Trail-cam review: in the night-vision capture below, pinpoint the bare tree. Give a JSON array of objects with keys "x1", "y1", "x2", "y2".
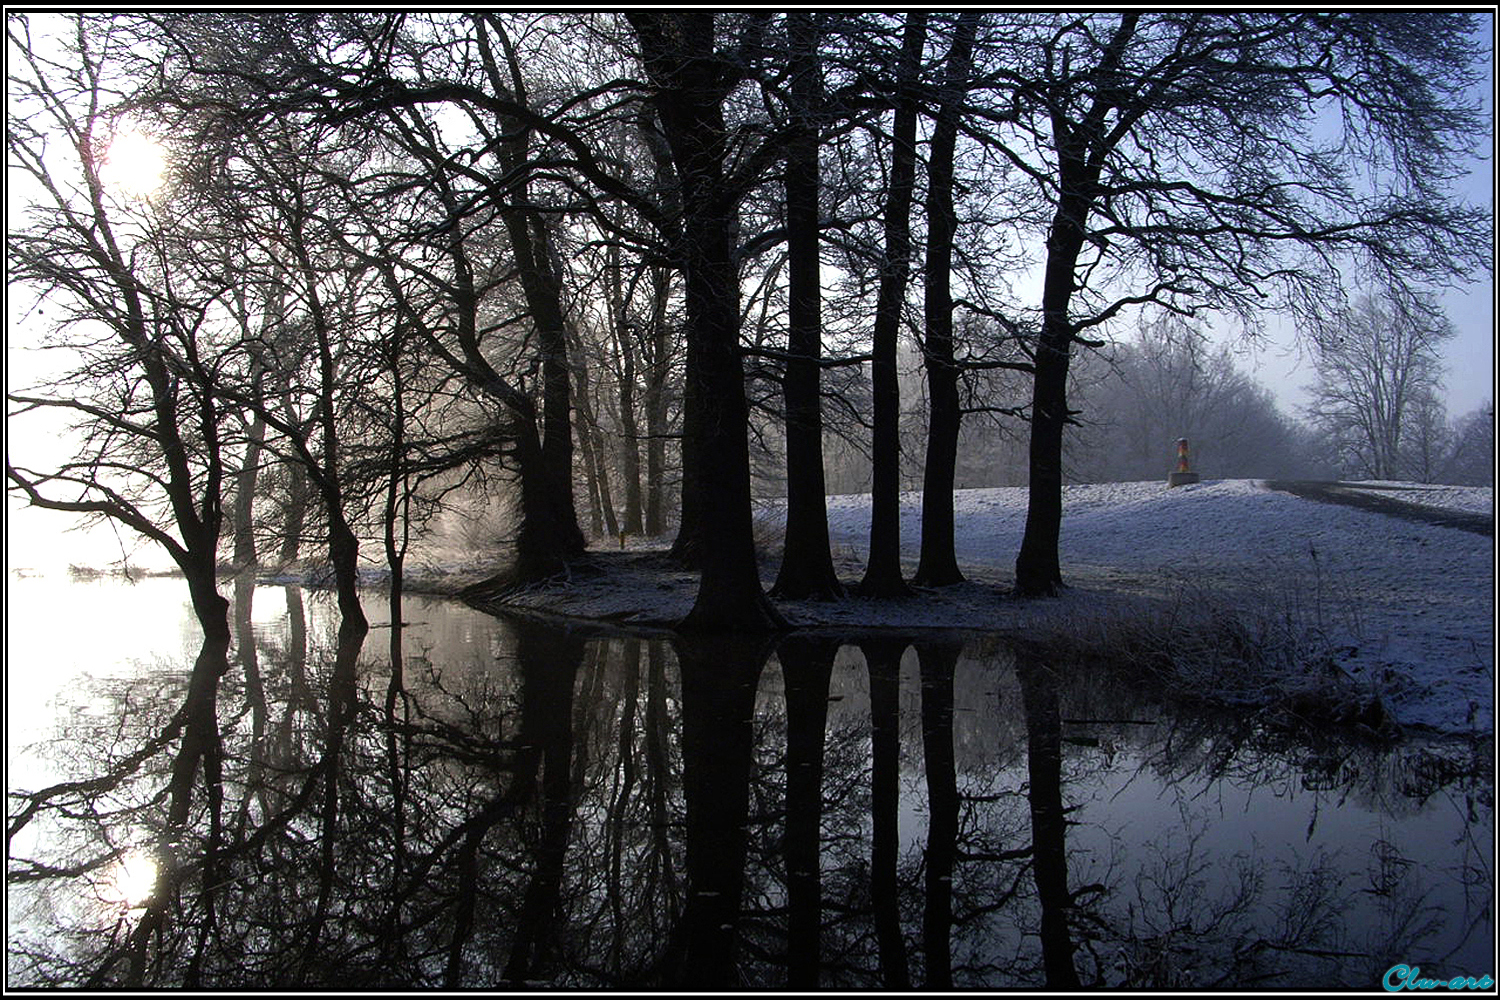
[
  {"x1": 1441, "y1": 402, "x2": 1495, "y2": 487},
  {"x1": 1069, "y1": 314, "x2": 1317, "y2": 482},
  {"x1": 769, "y1": 13, "x2": 842, "y2": 600},
  {"x1": 912, "y1": 13, "x2": 980, "y2": 588},
  {"x1": 999, "y1": 13, "x2": 1491, "y2": 595},
  {"x1": 6, "y1": 21, "x2": 243, "y2": 973},
  {"x1": 855, "y1": 14, "x2": 925, "y2": 597},
  {"x1": 1402, "y1": 387, "x2": 1450, "y2": 485},
  {"x1": 7, "y1": 13, "x2": 233, "y2": 648},
  {"x1": 1305, "y1": 292, "x2": 1453, "y2": 481},
  {"x1": 628, "y1": 12, "x2": 789, "y2": 631}
]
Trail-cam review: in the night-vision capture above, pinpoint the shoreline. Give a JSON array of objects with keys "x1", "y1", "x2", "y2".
[{"x1": 16, "y1": 479, "x2": 1492, "y2": 737}]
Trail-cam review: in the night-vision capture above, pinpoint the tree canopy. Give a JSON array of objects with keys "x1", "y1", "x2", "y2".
[{"x1": 8, "y1": 12, "x2": 1492, "y2": 624}]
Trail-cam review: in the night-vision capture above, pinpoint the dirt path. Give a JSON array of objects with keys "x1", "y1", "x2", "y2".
[{"x1": 1264, "y1": 481, "x2": 1493, "y2": 537}]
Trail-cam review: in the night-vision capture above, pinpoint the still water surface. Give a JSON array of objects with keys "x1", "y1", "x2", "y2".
[{"x1": 6, "y1": 573, "x2": 1493, "y2": 988}]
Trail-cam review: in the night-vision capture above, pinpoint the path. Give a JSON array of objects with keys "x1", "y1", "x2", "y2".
[{"x1": 1264, "y1": 481, "x2": 1494, "y2": 537}]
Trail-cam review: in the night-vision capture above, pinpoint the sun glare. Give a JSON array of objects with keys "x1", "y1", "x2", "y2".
[
  {"x1": 100, "y1": 849, "x2": 160, "y2": 910},
  {"x1": 100, "y1": 128, "x2": 166, "y2": 197}
]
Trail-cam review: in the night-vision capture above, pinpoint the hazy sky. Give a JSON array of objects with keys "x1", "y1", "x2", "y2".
[
  {"x1": 1216, "y1": 16, "x2": 1494, "y2": 421},
  {"x1": 1440, "y1": 13, "x2": 1496, "y2": 419}
]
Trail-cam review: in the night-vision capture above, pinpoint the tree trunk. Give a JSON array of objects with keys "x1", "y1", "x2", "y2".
[
  {"x1": 859, "y1": 15, "x2": 926, "y2": 597},
  {"x1": 232, "y1": 414, "x2": 264, "y2": 569},
  {"x1": 1015, "y1": 15, "x2": 1134, "y2": 597},
  {"x1": 678, "y1": 208, "x2": 781, "y2": 630},
  {"x1": 668, "y1": 329, "x2": 705, "y2": 567},
  {"x1": 617, "y1": 326, "x2": 646, "y2": 536},
  {"x1": 571, "y1": 343, "x2": 617, "y2": 539},
  {"x1": 513, "y1": 410, "x2": 573, "y2": 582},
  {"x1": 592, "y1": 422, "x2": 621, "y2": 539},
  {"x1": 644, "y1": 322, "x2": 670, "y2": 540},
  {"x1": 579, "y1": 420, "x2": 606, "y2": 538},
  {"x1": 642, "y1": 270, "x2": 672, "y2": 537},
  {"x1": 1015, "y1": 188, "x2": 1090, "y2": 597},
  {"x1": 279, "y1": 459, "x2": 308, "y2": 565},
  {"x1": 912, "y1": 15, "x2": 978, "y2": 588},
  {"x1": 630, "y1": 13, "x2": 787, "y2": 632},
  {"x1": 609, "y1": 245, "x2": 647, "y2": 536},
  {"x1": 772, "y1": 12, "x2": 842, "y2": 601},
  {"x1": 292, "y1": 221, "x2": 369, "y2": 635},
  {"x1": 638, "y1": 146, "x2": 678, "y2": 541},
  {"x1": 481, "y1": 29, "x2": 589, "y2": 560},
  {"x1": 504, "y1": 210, "x2": 586, "y2": 557}
]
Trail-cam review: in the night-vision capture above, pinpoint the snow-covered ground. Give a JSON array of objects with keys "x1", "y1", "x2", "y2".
[
  {"x1": 486, "y1": 478, "x2": 1492, "y2": 734},
  {"x1": 817, "y1": 479, "x2": 1493, "y2": 732}
]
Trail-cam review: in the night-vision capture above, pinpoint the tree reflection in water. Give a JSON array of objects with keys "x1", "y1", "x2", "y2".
[
  {"x1": 6, "y1": 581, "x2": 1492, "y2": 989},
  {"x1": 859, "y1": 637, "x2": 911, "y2": 989},
  {"x1": 1015, "y1": 651, "x2": 1079, "y2": 987},
  {"x1": 916, "y1": 638, "x2": 961, "y2": 988}
]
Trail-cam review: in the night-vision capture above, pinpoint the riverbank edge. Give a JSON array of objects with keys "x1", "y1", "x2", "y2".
[{"x1": 50, "y1": 548, "x2": 1464, "y2": 741}]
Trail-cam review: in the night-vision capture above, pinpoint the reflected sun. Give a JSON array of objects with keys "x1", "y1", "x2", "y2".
[{"x1": 99, "y1": 128, "x2": 166, "y2": 197}]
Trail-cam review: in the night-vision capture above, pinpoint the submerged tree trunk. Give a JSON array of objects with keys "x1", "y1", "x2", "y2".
[
  {"x1": 668, "y1": 633, "x2": 770, "y2": 987},
  {"x1": 773, "y1": 12, "x2": 842, "y2": 601},
  {"x1": 912, "y1": 14, "x2": 978, "y2": 588},
  {"x1": 916, "y1": 639, "x2": 961, "y2": 987},
  {"x1": 858, "y1": 15, "x2": 926, "y2": 598},
  {"x1": 1016, "y1": 653, "x2": 1081, "y2": 987},
  {"x1": 500, "y1": 623, "x2": 586, "y2": 984},
  {"x1": 779, "y1": 635, "x2": 838, "y2": 986},
  {"x1": 860, "y1": 638, "x2": 911, "y2": 988}
]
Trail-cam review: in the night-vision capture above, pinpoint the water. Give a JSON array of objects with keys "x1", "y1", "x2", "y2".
[{"x1": 5, "y1": 573, "x2": 1493, "y2": 988}]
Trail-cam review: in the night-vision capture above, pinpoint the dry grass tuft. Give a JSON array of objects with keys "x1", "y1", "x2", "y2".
[{"x1": 1024, "y1": 566, "x2": 1394, "y2": 735}]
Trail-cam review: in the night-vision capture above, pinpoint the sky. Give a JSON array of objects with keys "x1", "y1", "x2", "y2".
[
  {"x1": 1439, "y1": 12, "x2": 1497, "y2": 419},
  {"x1": 993, "y1": 12, "x2": 1495, "y2": 422},
  {"x1": 1235, "y1": 14, "x2": 1495, "y2": 420}
]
